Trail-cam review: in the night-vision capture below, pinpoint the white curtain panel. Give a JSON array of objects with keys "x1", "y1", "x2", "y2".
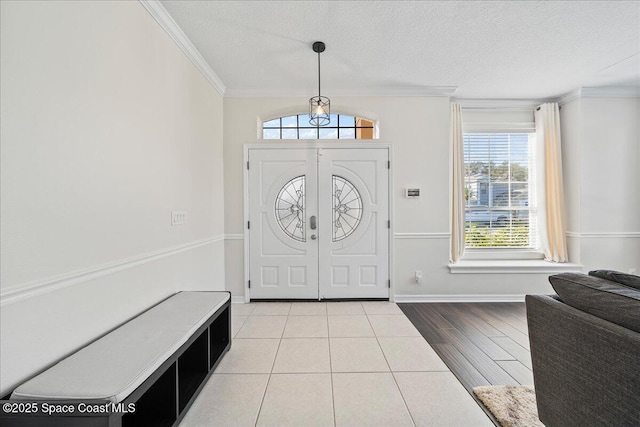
[
  {"x1": 535, "y1": 103, "x2": 568, "y2": 262},
  {"x1": 450, "y1": 103, "x2": 465, "y2": 262}
]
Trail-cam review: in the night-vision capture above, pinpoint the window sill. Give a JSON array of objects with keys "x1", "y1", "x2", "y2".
[
  {"x1": 448, "y1": 260, "x2": 583, "y2": 274},
  {"x1": 462, "y1": 249, "x2": 544, "y2": 261}
]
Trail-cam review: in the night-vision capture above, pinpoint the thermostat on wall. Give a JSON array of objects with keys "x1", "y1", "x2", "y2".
[{"x1": 405, "y1": 188, "x2": 420, "y2": 198}]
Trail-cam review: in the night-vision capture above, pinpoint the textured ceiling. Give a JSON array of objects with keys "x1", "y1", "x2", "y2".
[{"x1": 160, "y1": 1, "x2": 640, "y2": 99}]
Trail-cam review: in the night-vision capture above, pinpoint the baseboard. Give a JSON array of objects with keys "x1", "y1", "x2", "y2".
[
  {"x1": 393, "y1": 294, "x2": 526, "y2": 303},
  {"x1": 230, "y1": 294, "x2": 526, "y2": 303}
]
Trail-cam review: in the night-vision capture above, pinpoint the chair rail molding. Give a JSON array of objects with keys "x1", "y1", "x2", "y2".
[
  {"x1": 225, "y1": 234, "x2": 244, "y2": 240},
  {"x1": 1, "y1": 236, "x2": 225, "y2": 306},
  {"x1": 566, "y1": 231, "x2": 640, "y2": 239},
  {"x1": 394, "y1": 232, "x2": 451, "y2": 239}
]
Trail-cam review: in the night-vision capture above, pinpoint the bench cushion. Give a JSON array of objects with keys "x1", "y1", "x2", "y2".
[{"x1": 11, "y1": 291, "x2": 229, "y2": 403}]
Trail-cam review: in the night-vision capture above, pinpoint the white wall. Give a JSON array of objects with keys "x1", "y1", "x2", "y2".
[
  {"x1": 560, "y1": 99, "x2": 583, "y2": 263},
  {"x1": 0, "y1": 1, "x2": 225, "y2": 395},
  {"x1": 561, "y1": 96, "x2": 640, "y2": 272},
  {"x1": 224, "y1": 97, "x2": 559, "y2": 301}
]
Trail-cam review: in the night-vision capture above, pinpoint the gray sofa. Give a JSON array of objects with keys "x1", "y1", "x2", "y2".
[{"x1": 526, "y1": 271, "x2": 640, "y2": 427}]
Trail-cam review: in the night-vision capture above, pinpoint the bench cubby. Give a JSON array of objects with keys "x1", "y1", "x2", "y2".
[
  {"x1": 177, "y1": 329, "x2": 209, "y2": 412},
  {"x1": 123, "y1": 361, "x2": 177, "y2": 427},
  {"x1": 2, "y1": 292, "x2": 231, "y2": 427},
  {"x1": 209, "y1": 308, "x2": 230, "y2": 370}
]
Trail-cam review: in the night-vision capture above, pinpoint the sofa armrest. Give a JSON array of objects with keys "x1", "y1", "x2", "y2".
[{"x1": 526, "y1": 294, "x2": 640, "y2": 427}]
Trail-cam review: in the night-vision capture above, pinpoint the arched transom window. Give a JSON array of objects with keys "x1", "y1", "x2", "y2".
[{"x1": 262, "y1": 114, "x2": 375, "y2": 140}]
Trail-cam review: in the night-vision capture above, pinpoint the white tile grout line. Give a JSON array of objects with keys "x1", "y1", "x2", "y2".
[
  {"x1": 231, "y1": 316, "x2": 246, "y2": 339},
  {"x1": 327, "y1": 306, "x2": 337, "y2": 427},
  {"x1": 238, "y1": 301, "x2": 435, "y2": 426},
  {"x1": 228, "y1": 302, "x2": 497, "y2": 425},
  {"x1": 252, "y1": 304, "x2": 290, "y2": 426},
  {"x1": 365, "y1": 304, "x2": 418, "y2": 427},
  {"x1": 232, "y1": 302, "x2": 256, "y2": 317}
]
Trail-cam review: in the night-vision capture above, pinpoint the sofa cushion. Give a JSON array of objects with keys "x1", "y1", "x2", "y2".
[
  {"x1": 549, "y1": 273, "x2": 640, "y2": 333},
  {"x1": 588, "y1": 270, "x2": 640, "y2": 291}
]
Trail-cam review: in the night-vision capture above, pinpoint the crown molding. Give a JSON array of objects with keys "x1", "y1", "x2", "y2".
[
  {"x1": 454, "y1": 98, "x2": 551, "y2": 110},
  {"x1": 225, "y1": 86, "x2": 458, "y2": 98},
  {"x1": 139, "y1": 0, "x2": 226, "y2": 96},
  {"x1": 557, "y1": 88, "x2": 582, "y2": 105},
  {"x1": 558, "y1": 86, "x2": 640, "y2": 105},
  {"x1": 581, "y1": 86, "x2": 640, "y2": 98},
  {"x1": 456, "y1": 86, "x2": 640, "y2": 110},
  {"x1": 223, "y1": 88, "x2": 307, "y2": 98}
]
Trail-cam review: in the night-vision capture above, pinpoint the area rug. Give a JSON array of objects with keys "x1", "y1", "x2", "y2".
[{"x1": 473, "y1": 385, "x2": 544, "y2": 427}]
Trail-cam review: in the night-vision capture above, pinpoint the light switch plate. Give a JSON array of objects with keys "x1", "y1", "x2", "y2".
[
  {"x1": 405, "y1": 188, "x2": 420, "y2": 198},
  {"x1": 171, "y1": 211, "x2": 187, "y2": 226}
]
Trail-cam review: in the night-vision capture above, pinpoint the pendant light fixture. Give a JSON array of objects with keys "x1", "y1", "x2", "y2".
[{"x1": 309, "y1": 41, "x2": 330, "y2": 127}]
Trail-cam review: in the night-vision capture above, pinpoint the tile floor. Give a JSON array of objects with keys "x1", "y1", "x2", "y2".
[{"x1": 180, "y1": 302, "x2": 493, "y2": 427}]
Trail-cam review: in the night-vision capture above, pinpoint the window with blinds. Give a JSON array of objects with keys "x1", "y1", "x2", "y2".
[{"x1": 463, "y1": 133, "x2": 539, "y2": 249}]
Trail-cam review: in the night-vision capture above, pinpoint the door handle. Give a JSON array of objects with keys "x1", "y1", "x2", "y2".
[{"x1": 310, "y1": 215, "x2": 317, "y2": 230}]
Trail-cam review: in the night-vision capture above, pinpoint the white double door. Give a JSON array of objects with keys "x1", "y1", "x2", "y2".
[{"x1": 248, "y1": 146, "x2": 389, "y2": 300}]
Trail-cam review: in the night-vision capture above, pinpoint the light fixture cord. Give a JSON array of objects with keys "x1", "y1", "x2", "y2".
[{"x1": 317, "y1": 49, "x2": 321, "y2": 97}]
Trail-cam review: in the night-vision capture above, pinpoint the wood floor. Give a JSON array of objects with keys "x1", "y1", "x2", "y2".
[{"x1": 399, "y1": 302, "x2": 533, "y2": 425}]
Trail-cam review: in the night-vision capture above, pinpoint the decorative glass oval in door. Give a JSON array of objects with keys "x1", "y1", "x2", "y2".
[
  {"x1": 333, "y1": 175, "x2": 363, "y2": 241},
  {"x1": 275, "y1": 176, "x2": 306, "y2": 242}
]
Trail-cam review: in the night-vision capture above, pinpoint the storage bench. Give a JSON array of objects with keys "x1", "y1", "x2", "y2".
[{"x1": 1, "y1": 291, "x2": 231, "y2": 427}]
